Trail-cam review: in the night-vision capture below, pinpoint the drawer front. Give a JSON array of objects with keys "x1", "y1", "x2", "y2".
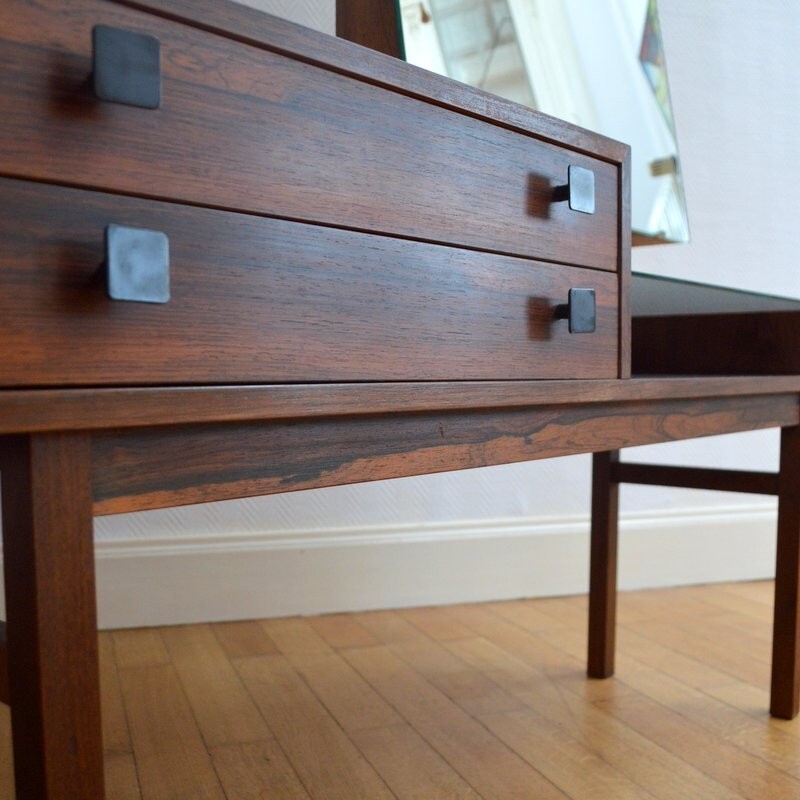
[
  {"x1": 0, "y1": 0, "x2": 618, "y2": 272},
  {"x1": 0, "y1": 180, "x2": 619, "y2": 386}
]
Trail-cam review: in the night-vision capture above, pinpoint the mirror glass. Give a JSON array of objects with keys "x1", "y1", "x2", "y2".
[{"x1": 398, "y1": 0, "x2": 689, "y2": 244}]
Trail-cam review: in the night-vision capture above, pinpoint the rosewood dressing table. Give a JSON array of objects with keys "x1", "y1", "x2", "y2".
[{"x1": 2, "y1": 1, "x2": 800, "y2": 796}]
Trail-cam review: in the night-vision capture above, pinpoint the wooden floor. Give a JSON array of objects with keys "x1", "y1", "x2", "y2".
[{"x1": 3, "y1": 580, "x2": 800, "y2": 799}]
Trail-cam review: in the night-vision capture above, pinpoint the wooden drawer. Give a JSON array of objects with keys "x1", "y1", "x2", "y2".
[
  {"x1": 0, "y1": 0, "x2": 618, "y2": 272},
  {"x1": 0, "y1": 179, "x2": 619, "y2": 386}
]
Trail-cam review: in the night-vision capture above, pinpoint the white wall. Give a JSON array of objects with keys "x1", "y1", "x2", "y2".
[
  {"x1": 230, "y1": 0, "x2": 334, "y2": 30},
  {"x1": 634, "y1": 0, "x2": 800, "y2": 299},
  {"x1": 86, "y1": 0, "x2": 800, "y2": 626}
]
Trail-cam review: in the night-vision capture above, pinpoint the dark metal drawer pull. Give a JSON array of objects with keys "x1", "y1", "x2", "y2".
[
  {"x1": 92, "y1": 25, "x2": 161, "y2": 109},
  {"x1": 554, "y1": 288, "x2": 596, "y2": 333},
  {"x1": 105, "y1": 225, "x2": 170, "y2": 303},
  {"x1": 553, "y1": 165, "x2": 595, "y2": 214}
]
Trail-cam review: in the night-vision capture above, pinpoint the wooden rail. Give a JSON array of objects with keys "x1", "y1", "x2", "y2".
[{"x1": 612, "y1": 462, "x2": 779, "y2": 495}]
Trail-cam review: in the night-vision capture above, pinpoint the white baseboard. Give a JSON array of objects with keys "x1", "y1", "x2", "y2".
[
  {"x1": 89, "y1": 503, "x2": 775, "y2": 628},
  {"x1": 0, "y1": 504, "x2": 779, "y2": 629}
]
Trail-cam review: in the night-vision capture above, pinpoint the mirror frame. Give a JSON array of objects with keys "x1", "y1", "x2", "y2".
[{"x1": 336, "y1": 0, "x2": 405, "y2": 59}]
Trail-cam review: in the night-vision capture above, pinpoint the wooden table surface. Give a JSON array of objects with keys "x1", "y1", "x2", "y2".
[{"x1": 2, "y1": 374, "x2": 800, "y2": 798}]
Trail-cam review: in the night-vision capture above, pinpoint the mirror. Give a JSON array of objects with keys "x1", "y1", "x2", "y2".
[{"x1": 397, "y1": 0, "x2": 689, "y2": 244}]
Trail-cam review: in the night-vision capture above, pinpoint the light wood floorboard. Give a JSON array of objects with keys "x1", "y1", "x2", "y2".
[{"x1": 3, "y1": 580, "x2": 800, "y2": 798}]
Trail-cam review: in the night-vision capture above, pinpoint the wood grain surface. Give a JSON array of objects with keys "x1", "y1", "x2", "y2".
[
  {"x1": 612, "y1": 462, "x2": 780, "y2": 495},
  {"x1": 0, "y1": 0, "x2": 619, "y2": 271},
  {"x1": 3, "y1": 377, "x2": 800, "y2": 435},
  {"x1": 47, "y1": 583, "x2": 800, "y2": 800},
  {"x1": 772, "y1": 425, "x2": 800, "y2": 718},
  {"x1": 115, "y1": 0, "x2": 628, "y2": 163},
  {"x1": 0, "y1": 623, "x2": 7, "y2": 706},
  {"x1": 0, "y1": 178, "x2": 619, "y2": 387},
  {"x1": 618, "y1": 150, "x2": 632, "y2": 377},
  {"x1": 0, "y1": 433, "x2": 104, "y2": 799},
  {"x1": 2, "y1": 3, "x2": 797, "y2": 798},
  {"x1": 588, "y1": 450, "x2": 620, "y2": 679},
  {"x1": 336, "y1": 0, "x2": 403, "y2": 59},
  {"x1": 90, "y1": 392, "x2": 799, "y2": 514},
  {"x1": 633, "y1": 312, "x2": 800, "y2": 375}
]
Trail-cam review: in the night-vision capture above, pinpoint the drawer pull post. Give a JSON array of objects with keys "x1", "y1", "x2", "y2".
[
  {"x1": 554, "y1": 288, "x2": 596, "y2": 333},
  {"x1": 553, "y1": 165, "x2": 595, "y2": 214},
  {"x1": 92, "y1": 25, "x2": 161, "y2": 109},
  {"x1": 105, "y1": 225, "x2": 170, "y2": 304}
]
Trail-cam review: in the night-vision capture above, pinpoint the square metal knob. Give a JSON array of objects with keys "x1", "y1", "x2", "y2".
[
  {"x1": 566, "y1": 288, "x2": 596, "y2": 333},
  {"x1": 93, "y1": 25, "x2": 161, "y2": 109},
  {"x1": 106, "y1": 224, "x2": 170, "y2": 304},
  {"x1": 566, "y1": 165, "x2": 595, "y2": 214},
  {"x1": 553, "y1": 166, "x2": 596, "y2": 214},
  {"x1": 554, "y1": 288, "x2": 596, "y2": 333}
]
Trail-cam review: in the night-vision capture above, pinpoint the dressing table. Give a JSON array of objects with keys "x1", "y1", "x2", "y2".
[{"x1": 2, "y1": 1, "x2": 800, "y2": 797}]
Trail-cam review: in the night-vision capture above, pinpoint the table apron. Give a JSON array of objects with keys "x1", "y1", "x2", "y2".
[{"x1": 89, "y1": 392, "x2": 799, "y2": 515}]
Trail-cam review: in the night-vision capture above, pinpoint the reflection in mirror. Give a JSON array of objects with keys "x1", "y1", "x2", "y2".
[{"x1": 399, "y1": 0, "x2": 689, "y2": 244}]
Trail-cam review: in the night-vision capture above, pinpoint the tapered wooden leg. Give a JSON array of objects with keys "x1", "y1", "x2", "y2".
[
  {"x1": 0, "y1": 433, "x2": 105, "y2": 798},
  {"x1": 771, "y1": 426, "x2": 800, "y2": 719},
  {"x1": 588, "y1": 450, "x2": 620, "y2": 678}
]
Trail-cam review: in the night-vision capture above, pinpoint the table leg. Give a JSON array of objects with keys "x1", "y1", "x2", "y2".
[
  {"x1": 1, "y1": 433, "x2": 105, "y2": 798},
  {"x1": 588, "y1": 449, "x2": 620, "y2": 678},
  {"x1": 771, "y1": 425, "x2": 800, "y2": 719}
]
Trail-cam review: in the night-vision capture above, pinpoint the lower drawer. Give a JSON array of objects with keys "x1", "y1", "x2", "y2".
[{"x1": 0, "y1": 179, "x2": 620, "y2": 386}]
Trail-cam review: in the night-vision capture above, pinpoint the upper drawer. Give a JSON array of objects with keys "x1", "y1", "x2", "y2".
[
  {"x1": 0, "y1": 179, "x2": 619, "y2": 387},
  {"x1": 0, "y1": 0, "x2": 619, "y2": 271}
]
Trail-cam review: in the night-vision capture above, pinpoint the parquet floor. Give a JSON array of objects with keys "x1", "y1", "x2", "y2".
[{"x1": 3, "y1": 580, "x2": 800, "y2": 798}]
